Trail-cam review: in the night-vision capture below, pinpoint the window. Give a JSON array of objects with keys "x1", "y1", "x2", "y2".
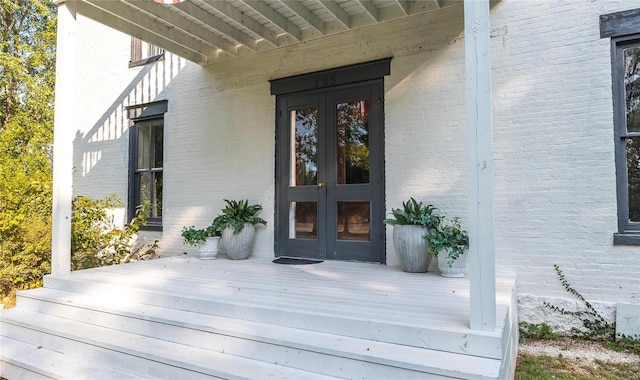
[
  {"x1": 127, "y1": 101, "x2": 167, "y2": 230},
  {"x1": 601, "y1": 9, "x2": 640, "y2": 244},
  {"x1": 129, "y1": 37, "x2": 164, "y2": 68}
]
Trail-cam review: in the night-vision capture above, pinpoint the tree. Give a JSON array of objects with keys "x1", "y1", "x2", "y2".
[{"x1": 0, "y1": 0, "x2": 57, "y2": 304}]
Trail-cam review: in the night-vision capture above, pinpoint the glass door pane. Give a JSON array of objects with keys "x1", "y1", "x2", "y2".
[
  {"x1": 337, "y1": 100, "x2": 370, "y2": 184},
  {"x1": 290, "y1": 202, "x2": 318, "y2": 239},
  {"x1": 337, "y1": 201, "x2": 370, "y2": 241},
  {"x1": 291, "y1": 108, "x2": 318, "y2": 186}
]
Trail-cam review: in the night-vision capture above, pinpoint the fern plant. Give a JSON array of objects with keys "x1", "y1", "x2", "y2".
[
  {"x1": 212, "y1": 199, "x2": 267, "y2": 235},
  {"x1": 383, "y1": 197, "x2": 441, "y2": 230}
]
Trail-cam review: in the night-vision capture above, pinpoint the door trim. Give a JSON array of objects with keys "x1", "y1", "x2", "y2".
[{"x1": 272, "y1": 60, "x2": 390, "y2": 263}]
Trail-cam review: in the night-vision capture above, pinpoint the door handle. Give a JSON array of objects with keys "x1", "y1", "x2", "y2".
[{"x1": 318, "y1": 182, "x2": 326, "y2": 188}]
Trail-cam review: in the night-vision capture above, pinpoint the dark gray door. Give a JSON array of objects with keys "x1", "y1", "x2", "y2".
[{"x1": 275, "y1": 81, "x2": 384, "y2": 262}]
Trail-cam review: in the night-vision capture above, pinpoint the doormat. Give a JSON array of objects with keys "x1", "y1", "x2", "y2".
[{"x1": 272, "y1": 258, "x2": 323, "y2": 265}]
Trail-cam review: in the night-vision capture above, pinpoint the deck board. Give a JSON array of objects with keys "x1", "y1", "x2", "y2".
[
  {"x1": 55, "y1": 256, "x2": 513, "y2": 332},
  {"x1": 4, "y1": 256, "x2": 518, "y2": 379}
]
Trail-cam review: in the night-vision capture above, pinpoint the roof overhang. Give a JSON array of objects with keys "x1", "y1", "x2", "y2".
[{"x1": 58, "y1": 0, "x2": 463, "y2": 65}]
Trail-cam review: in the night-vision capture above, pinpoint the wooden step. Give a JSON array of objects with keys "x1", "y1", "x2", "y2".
[
  {"x1": 1, "y1": 309, "x2": 341, "y2": 380},
  {"x1": 0, "y1": 336, "x2": 149, "y2": 380},
  {"x1": 42, "y1": 273, "x2": 505, "y2": 359},
  {"x1": 9, "y1": 288, "x2": 503, "y2": 379}
]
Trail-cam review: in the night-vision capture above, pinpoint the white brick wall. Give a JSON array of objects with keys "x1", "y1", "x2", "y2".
[
  {"x1": 71, "y1": 1, "x2": 639, "y2": 330},
  {"x1": 489, "y1": 0, "x2": 639, "y2": 330}
]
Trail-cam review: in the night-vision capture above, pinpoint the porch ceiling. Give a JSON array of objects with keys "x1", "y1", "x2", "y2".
[{"x1": 71, "y1": 0, "x2": 463, "y2": 65}]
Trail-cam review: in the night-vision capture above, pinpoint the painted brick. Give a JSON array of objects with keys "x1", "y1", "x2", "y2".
[{"x1": 70, "y1": 1, "x2": 639, "y2": 331}]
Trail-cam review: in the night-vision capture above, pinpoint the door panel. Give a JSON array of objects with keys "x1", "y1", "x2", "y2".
[{"x1": 276, "y1": 81, "x2": 384, "y2": 262}]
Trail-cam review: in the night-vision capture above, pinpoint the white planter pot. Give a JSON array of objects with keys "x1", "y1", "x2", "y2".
[
  {"x1": 392, "y1": 225, "x2": 431, "y2": 273},
  {"x1": 437, "y1": 250, "x2": 466, "y2": 278},
  {"x1": 222, "y1": 223, "x2": 255, "y2": 260},
  {"x1": 197, "y1": 237, "x2": 220, "y2": 260}
]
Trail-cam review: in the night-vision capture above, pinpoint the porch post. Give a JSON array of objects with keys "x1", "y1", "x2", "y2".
[
  {"x1": 51, "y1": 0, "x2": 76, "y2": 275},
  {"x1": 464, "y1": 0, "x2": 496, "y2": 331}
]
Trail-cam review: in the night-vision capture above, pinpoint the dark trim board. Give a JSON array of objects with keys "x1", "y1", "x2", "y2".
[
  {"x1": 600, "y1": 8, "x2": 640, "y2": 38},
  {"x1": 126, "y1": 100, "x2": 168, "y2": 121},
  {"x1": 270, "y1": 58, "x2": 391, "y2": 96},
  {"x1": 614, "y1": 233, "x2": 640, "y2": 246}
]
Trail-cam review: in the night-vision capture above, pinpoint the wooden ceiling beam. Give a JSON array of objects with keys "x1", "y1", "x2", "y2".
[
  {"x1": 241, "y1": 0, "x2": 302, "y2": 41},
  {"x1": 357, "y1": 0, "x2": 379, "y2": 22},
  {"x1": 78, "y1": 0, "x2": 211, "y2": 64},
  {"x1": 318, "y1": 0, "x2": 351, "y2": 29},
  {"x1": 121, "y1": 0, "x2": 240, "y2": 54},
  {"x1": 169, "y1": 1, "x2": 257, "y2": 51},
  {"x1": 394, "y1": 0, "x2": 409, "y2": 16},
  {"x1": 280, "y1": 0, "x2": 326, "y2": 35},
  {"x1": 199, "y1": 0, "x2": 280, "y2": 47}
]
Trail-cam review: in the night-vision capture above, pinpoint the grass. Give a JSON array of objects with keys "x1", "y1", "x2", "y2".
[
  {"x1": 515, "y1": 352, "x2": 640, "y2": 380},
  {"x1": 517, "y1": 321, "x2": 640, "y2": 379}
]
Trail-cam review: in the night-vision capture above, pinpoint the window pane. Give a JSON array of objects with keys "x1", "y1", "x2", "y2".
[
  {"x1": 627, "y1": 137, "x2": 640, "y2": 222},
  {"x1": 291, "y1": 108, "x2": 318, "y2": 186},
  {"x1": 337, "y1": 201, "x2": 370, "y2": 241},
  {"x1": 138, "y1": 172, "x2": 152, "y2": 207},
  {"x1": 153, "y1": 172, "x2": 163, "y2": 218},
  {"x1": 153, "y1": 122, "x2": 163, "y2": 169},
  {"x1": 337, "y1": 100, "x2": 370, "y2": 184},
  {"x1": 137, "y1": 124, "x2": 150, "y2": 169},
  {"x1": 624, "y1": 46, "x2": 640, "y2": 133},
  {"x1": 289, "y1": 202, "x2": 317, "y2": 239}
]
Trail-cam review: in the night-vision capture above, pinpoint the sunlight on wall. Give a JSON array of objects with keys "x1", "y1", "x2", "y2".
[
  {"x1": 78, "y1": 49, "x2": 186, "y2": 178},
  {"x1": 81, "y1": 150, "x2": 101, "y2": 176}
]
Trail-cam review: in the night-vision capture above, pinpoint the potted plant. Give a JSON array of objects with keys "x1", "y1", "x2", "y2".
[
  {"x1": 213, "y1": 199, "x2": 267, "y2": 260},
  {"x1": 181, "y1": 221, "x2": 222, "y2": 260},
  {"x1": 426, "y1": 216, "x2": 469, "y2": 277},
  {"x1": 384, "y1": 198, "x2": 441, "y2": 273}
]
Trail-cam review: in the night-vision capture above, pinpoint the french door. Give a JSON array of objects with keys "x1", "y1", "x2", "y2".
[{"x1": 275, "y1": 80, "x2": 385, "y2": 262}]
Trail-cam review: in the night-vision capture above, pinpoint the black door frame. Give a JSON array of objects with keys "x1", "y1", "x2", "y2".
[{"x1": 270, "y1": 58, "x2": 391, "y2": 263}]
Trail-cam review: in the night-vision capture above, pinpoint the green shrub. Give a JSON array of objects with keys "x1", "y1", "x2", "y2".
[{"x1": 71, "y1": 195, "x2": 158, "y2": 270}]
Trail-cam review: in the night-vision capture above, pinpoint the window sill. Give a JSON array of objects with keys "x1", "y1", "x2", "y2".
[
  {"x1": 129, "y1": 54, "x2": 164, "y2": 68},
  {"x1": 613, "y1": 233, "x2": 640, "y2": 245},
  {"x1": 140, "y1": 224, "x2": 163, "y2": 232}
]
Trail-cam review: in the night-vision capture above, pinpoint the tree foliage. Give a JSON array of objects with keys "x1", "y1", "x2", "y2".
[{"x1": 0, "y1": 0, "x2": 57, "y2": 303}]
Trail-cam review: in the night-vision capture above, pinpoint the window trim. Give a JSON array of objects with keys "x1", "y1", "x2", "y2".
[
  {"x1": 127, "y1": 101, "x2": 167, "y2": 231},
  {"x1": 602, "y1": 9, "x2": 640, "y2": 245},
  {"x1": 129, "y1": 37, "x2": 165, "y2": 68}
]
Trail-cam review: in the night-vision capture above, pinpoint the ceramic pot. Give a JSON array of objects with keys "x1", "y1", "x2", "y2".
[
  {"x1": 198, "y1": 236, "x2": 220, "y2": 260},
  {"x1": 392, "y1": 225, "x2": 431, "y2": 273},
  {"x1": 437, "y1": 250, "x2": 466, "y2": 277},
  {"x1": 222, "y1": 223, "x2": 255, "y2": 260}
]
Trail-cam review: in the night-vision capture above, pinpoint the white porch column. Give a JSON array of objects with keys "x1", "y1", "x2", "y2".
[
  {"x1": 464, "y1": 0, "x2": 496, "y2": 331},
  {"x1": 51, "y1": 0, "x2": 77, "y2": 275}
]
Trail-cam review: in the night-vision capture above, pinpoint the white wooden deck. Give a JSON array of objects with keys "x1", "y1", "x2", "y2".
[{"x1": 1, "y1": 256, "x2": 517, "y2": 379}]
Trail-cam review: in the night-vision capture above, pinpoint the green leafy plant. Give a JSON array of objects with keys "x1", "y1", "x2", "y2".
[
  {"x1": 544, "y1": 264, "x2": 613, "y2": 341},
  {"x1": 544, "y1": 264, "x2": 640, "y2": 355},
  {"x1": 426, "y1": 216, "x2": 469, "y2": 266},
  {"x1": 519, "y1": 322, "x2": 558, "y2": 342},
  {"x1": 212, "y1": 199, "x2": 267, "y2": 235},
  {"x1": 71, "y1": 195, "x2": 159, "y2": 270},
  {"x1": 383, "y1": 197, "x2": 441, "y2": 230},
  {"x1": 181, "y1": 222, "x2": 222, "y2": 246}
]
